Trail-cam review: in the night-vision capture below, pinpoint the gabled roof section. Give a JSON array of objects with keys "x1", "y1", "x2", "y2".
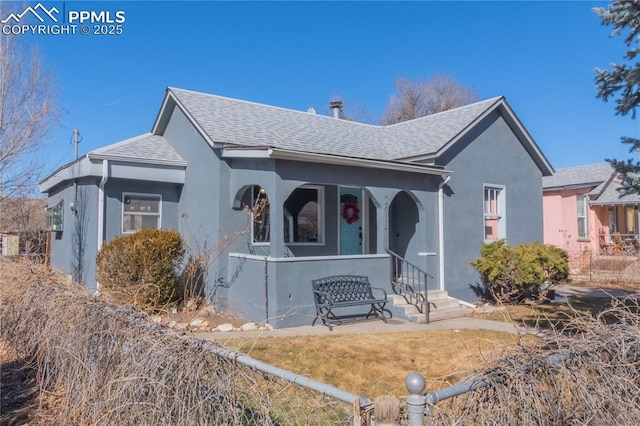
[
  {"x1": 543, "y1": 163, "x2": 613, "y2": 191},
  {"x1": 590, "y1": 178, "x2": 640, "y2": 205},
  {"x1": 89, "y1": 133, "x2": 186, "y2": 166},
  {"x1": 151, "y1": 87, "x2": 553, "y2": 175},
  {"x1": 384, "y1": 97, "x2": 503, "y2": 158}
]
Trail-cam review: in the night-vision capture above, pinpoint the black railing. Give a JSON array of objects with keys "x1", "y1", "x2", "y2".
[{"x1": 386, "y1": 249, "x2": 430, "y2": 323}]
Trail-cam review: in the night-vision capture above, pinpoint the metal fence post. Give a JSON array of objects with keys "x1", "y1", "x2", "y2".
[{"x1": 405, "y1": 372, "x2": 426, "y2": 426}]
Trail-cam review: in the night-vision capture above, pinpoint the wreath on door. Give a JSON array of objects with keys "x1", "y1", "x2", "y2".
[{"x1": 341, "y1": 202, "x2": 360, "y2": 225}]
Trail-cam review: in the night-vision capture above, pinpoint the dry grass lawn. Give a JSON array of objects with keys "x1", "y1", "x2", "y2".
[{"x1": 226, "y1": 329, "x2": 527, "y2": 397}]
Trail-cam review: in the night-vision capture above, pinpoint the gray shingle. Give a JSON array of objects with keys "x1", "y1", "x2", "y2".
[
  {"x1": 90, "y1": 133, "x2": 186, "y2": 165},
  {"x1": 591, "y1": 179, "x2": 640, "y2": 205},
  {"x1": 382, "y1": 97, "x2": 503, "y2": 159},
  {"x1": 542, "y1": 163, "x2": 613, "y2": 189},
  {"x1": 168, "y1": 88, "x2": 502, "y2": 161}
]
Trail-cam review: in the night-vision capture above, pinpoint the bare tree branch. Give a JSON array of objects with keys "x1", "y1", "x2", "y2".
[
  {"x1": 382, "y1": 74, "x2": 480, "y2": 125},
  {"x1": 0, "y1": 32, "x2": 61, "y2": 198}
]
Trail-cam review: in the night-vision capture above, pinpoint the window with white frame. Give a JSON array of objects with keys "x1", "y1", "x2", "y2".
[
  {"x1": 484, "y1": 186, "x2": 505, "y2": 241},
  {"x1": 577, "y1": 195, "x2": 588, "y2": 240},
  {"x1": 46, "y1": 200, "x2": 64, "y2": 231},
  {"x1": 122, "y1": 193, "x2": 161, "y2": 233},
  {"x1": 284, "y1": 186, "x2": 324, "y2": 244}
]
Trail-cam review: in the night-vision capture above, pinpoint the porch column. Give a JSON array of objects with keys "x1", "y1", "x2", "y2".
[
  {"x1": 269, "y1": 185, "x2": 285, "y2": 258},
  {"x1": 378, "y1": 201, "x2": 388, "y2": 253},
  {"x1": 365, "y1": 188, "x2": 390, "y2": 254}
]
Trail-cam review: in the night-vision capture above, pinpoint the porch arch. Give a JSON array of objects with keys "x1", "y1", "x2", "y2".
[{"x1": 388, "y1": 190, "x2": 422, "y2": 258}]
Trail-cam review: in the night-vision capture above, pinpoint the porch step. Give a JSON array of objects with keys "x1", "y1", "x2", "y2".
[{"x1": 389, "y1": 290, "x2": 471, "y2": 323}]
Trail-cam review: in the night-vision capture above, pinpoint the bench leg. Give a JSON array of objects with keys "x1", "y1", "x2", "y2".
[
  {"x1": 313, "y1": 306, "x2": 336, "y2": 331},
  {"x1": 366, "y1": 303, "x2": 389, "y2": 323}
]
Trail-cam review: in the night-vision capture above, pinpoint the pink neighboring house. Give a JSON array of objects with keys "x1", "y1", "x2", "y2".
[{"x1": 543, "y1": 163, "x2": 640, "y2": 269}]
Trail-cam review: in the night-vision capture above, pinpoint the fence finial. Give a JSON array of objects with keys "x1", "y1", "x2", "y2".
[{"x1": 405, "y1": 372, "x2": 427, "y2": 426}]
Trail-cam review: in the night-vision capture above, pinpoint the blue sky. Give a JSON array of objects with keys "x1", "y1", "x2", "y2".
[{"x1": 4, "y1": 0, "x2": 639, "y2": 174}]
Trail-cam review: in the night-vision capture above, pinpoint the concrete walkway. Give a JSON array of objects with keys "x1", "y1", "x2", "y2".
[
  {"x1": 196, "y1": 284, "x2": 640, "y2": 342},
  {"x1": 555, "y1": 284, "x2": 640, "y2": 299},
  {"x1": 198, "y1": 315, "x2": 523, "y2": 342}
]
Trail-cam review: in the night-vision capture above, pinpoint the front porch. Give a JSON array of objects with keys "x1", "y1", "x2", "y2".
[
  {"x1": 592, "y1": 200, "x2": 640, "y2": 256},
  {"x1": 222, "y1": 252, "x2": 465, "y2": 328},
  {"x1": 217, "y1": 159, "x2": 455, "y2": 328}
]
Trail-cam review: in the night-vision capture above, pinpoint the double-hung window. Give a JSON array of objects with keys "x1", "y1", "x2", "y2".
[
  {"x1": 576, "y1": 195, "x2": 588, "y2": 240},
  {"x1": 484, "y1": 185, "x2": 505, "y2": 241},
  {"x1": 122, "y1": 193, "x2": 161, "y2": 233}
]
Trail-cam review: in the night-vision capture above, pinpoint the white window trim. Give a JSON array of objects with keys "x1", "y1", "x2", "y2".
[
  {"x1": 286, "y1": 185, "x2": 325, "y2": 246},
  {"x1": 46, "y1": 200, "x2": 64, "y2": 232},
  {"x1": 577, "y1": 195, "x2": 589, "y2": 241},
  {"x1": 483, "y1": 184, "x2": 506, "y2": 242},
  {"x1": 122, "y1": 192, "x2": 162, "y2": 234}
]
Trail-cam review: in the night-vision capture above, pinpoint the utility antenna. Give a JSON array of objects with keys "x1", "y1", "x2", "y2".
[{"x1": 73, "y1": 128, "x2": 82, "y2": 160}]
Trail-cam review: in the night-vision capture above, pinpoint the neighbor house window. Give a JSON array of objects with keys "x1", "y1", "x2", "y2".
[
  {"x1": 577, "y1": 195, "x2": 588, "y2": 240},
  {"x1": 608, "y1": 207, "x2": 617, "y2": 235},
  {"x1": 626, "y1": 206, "x2": 636, "y2": 235},
  {"x1": 46, "y1": 200, "x2": 64, "y2": 231},
  {"x1": 122, "y1": 193, "x2": 161, "y2": 233},
  {"x1": 284, "y1": 186, "x2": 324, "y2": 244},
  {"x1": 484, "y1": 186, "x2": 504, "y2": 241}
]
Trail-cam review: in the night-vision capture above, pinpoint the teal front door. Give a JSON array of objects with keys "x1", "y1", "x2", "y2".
[{"x1": 339, "y1": 187, "x2": 363, "y2": 255}]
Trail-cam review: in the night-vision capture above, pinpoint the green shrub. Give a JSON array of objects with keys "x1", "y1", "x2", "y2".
[
  {"x1": 96, "y1": 229, "x2": 185, "y2": 312},
  {"x1": 471, "y1": 240, "x2": 568, "y2": 304}
]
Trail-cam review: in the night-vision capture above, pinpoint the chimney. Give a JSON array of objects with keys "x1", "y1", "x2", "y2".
[{"x1": 329, "y1": 100, "x2": 343, "y2": 119}]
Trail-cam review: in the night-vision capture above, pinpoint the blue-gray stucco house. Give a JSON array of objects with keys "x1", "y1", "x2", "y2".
[{"x1": 40, "y1": 88, "x2": 554, "y2": 328}]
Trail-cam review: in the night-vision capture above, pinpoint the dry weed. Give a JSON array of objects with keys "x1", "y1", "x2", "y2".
[
  {"x1": 0, "y1": 258, "x2": 353, "y2": 425},
  {"x1": 432, "y1": 298, "x2": 640, "y2": 424}
]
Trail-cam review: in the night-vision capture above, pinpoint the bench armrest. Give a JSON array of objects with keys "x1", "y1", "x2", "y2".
[{"x1": 369, "y1": 286, "x2": 388, "y2": 300}]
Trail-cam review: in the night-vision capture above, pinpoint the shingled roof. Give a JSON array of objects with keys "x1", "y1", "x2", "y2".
[
  {"x1": 89, "y1": 133, "x2": 186, "y2": 166},
  {"x1": 157, "y1": 87, "x2": 529, "y2": 163},
  {"x1": 542, "y1": 163, "x2": 613, "y2": 190},
  {"x1": 590, "y1": 179, "x2": 640, "y2": 205}
]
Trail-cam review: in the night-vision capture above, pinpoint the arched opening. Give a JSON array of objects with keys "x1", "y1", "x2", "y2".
[
  {"x1": 388, "y1": 191, "x2": 419, "y2": 258},
  {"x1": 235, "y1": 185, "x2": 270, "y2": 244},
  {"x1": 283, "y1": 186, "x2": 323, "y2": 244}
]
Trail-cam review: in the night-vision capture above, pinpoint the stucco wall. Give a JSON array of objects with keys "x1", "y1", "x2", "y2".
[
  {"x1": 542, "y1": 187, "x2": 601, "y2": 270},
  {"x1": 103, "y1": 179, "x2": 181, "y2": 242},
  {"x1": 227, "y1": 253, "x2": 391, "y2": 328},
  {"x1": 47, "y1": 179, "x2": 99, "y2": 290},
  {"x1": 437, "y1": 111, "x2": 546, "y2": 301}
]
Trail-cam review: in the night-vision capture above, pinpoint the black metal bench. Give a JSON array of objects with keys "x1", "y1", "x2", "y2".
[{"x1": 311, "y1": 275, "x2": 390, "y2": 331}]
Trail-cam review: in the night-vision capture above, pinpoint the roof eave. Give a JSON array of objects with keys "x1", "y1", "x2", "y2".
[
  {"x1": 87, "y1": 153, "x2": 187, "y2": 167},
  {"x1": 265, "y1": 148, "x2": 452, "y2": 176},
  {"x1": 542, "y1": 182, "x2": 605, "y2": 192}
]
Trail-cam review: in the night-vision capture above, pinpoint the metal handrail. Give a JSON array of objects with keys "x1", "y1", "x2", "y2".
[{"x1": 386, "y1": 249, "x2": 430, "y2": 323}]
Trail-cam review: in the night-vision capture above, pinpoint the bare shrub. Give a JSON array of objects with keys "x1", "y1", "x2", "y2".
[
  {"x1": 431, "y1": 299, "x2": 640, "y2": 424},
  {"x1": 0, "y1": 258, "x2": 353, "y2": 425},
  {"x1": 96, "y1": 228, "x2": 185, "y2": 312}
]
